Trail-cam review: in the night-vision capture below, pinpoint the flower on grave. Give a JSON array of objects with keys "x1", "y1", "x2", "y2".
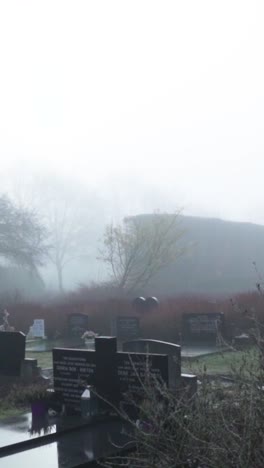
[
  {"x1": 0, "y1": 309, "x2": 14, "y2": 332},
  {"x1": 3, "y1": 309, "x2": 9, "y2": 319},
  {"x1": 81, "y1": 330, "x2": 99, "y2": 340}
]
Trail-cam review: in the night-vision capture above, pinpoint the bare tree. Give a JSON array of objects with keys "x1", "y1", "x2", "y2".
[
  {"x1": 0, "y1": 194, "x2": 47, "y2": 272},
  {"x1": 7, "y1": 172, "x2": 101, "y2": 292},
  {"x1": 99, "y1": 212, "x2": 185, "y2": 293},
  {"x1": 46, "y1": 197, "x2": 92, "y2": 292}
]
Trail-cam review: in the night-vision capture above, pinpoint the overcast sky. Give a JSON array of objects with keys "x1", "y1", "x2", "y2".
[{"x1": 0, "y1": 0, "x2": 263, "y2": 224}]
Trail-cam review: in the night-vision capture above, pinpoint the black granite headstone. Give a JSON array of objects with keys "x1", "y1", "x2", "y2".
[
  {"x1": 0, "y1": 331, "x2": 25, "y2": 376},
  {"x1": 122, "y1": 339, "x2": 181, "y2": 387},
  {"x1": 53, "y1": 348, "x2": 96, "y2": 413},
  {"x1": 182, "y1": 312, "x2": 224, "y2": 344},
  {"x1": 145, "y1": 296, "x2": 159, "y2": 311},
  {"x1": 53, "y1": 337, "x2": 169, "y2": 413},
  {"x1": 94, "y1": 336, "x2": 119, "y2": 408},
  {"x1": 132, "y1": 296, "x2": 146, "y2": 313},
  {"x1": 68, "y1": 313, "x2": 89, "y2": 337},
  {"x1": 117, "y1": 351, "x2": 168, "y2": 395},
  {"x1": 0, "y1": 412, "x2": 134, "y2": 466},
  {"x1": 115, "y1": 316, "x2": 140, "y2": 340}
]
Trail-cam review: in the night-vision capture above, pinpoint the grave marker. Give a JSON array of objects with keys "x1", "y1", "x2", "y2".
[
  {"x1": 68, "y1": 313, "x2": 89, "y2": 337},
  {"x1": 116, "y1": 352, "x2": 168, "y2": 394},
  {"x1": 182, "y1": 312, "x2": 224, "y2": 344},
  {"x1": 113, "y1": 316, "x2": 140, "y2": 340},
  {"x1": 32, "y1": 319, "x2": 45, "y2": 338},
  {"x1": 53, "y1": 347, "x2": 96, "y2": 411},
  {"x1": 0, "y1": 331, "x2": 26, "y2": 376},
  {"x1": 53, "y1": 336, "x2": 168, "y2": 413},
  {"x1": 123, "y1": 339, "x2": 181, "y2": 387}
]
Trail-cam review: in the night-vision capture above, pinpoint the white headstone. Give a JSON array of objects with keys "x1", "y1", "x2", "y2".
[
  {"x1": 32, "y1": 319, "x2": 45, "y2": 338},
  {"x1": 26, "y1": 326, "x2": 34, "y2": 339}
]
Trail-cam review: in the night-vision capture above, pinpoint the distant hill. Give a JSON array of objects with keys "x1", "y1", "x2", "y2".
[{"x1": 141, "y1": 214, "x2": 264, "y2": 297}]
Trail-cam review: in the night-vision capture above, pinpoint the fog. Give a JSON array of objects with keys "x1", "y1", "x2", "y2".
[{"x1": 0, "y1": 1, "x2": 263, "y2": 292}]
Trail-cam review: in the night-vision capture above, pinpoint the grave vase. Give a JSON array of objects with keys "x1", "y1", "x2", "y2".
[
  {"x1": 31, "y1": 400, "x2": 47, "y2": 419},
  {"x1": 30, "y1": 412, "x2": 50, "y2": 436}
]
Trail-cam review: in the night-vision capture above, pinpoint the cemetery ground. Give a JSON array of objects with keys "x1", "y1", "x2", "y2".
[
  {"x1": 26, "y1": 350, "x2": 53, "y2": 369},
  {"x1": 0, "y1": 346, "x2": 254, "y2": 420},
  {"x1": 1, "y1": 337, "x2": 263, "y2": 467},
  {"x1": 182, "y1": 346, "x2": 258, "y2": 375},
  {"x1": 25, "y1": 346, "x2": 258, "y2": 377}
]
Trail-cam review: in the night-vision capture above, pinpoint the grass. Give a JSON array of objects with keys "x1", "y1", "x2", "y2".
[
  {"x1": 0, "y1": 347, "x2": 257, "y2": 421},
  {"x1": 182, "y1": 346, "x2": 258, "y2": 375},
  {"x1": 26, "y1": 347, "x2": 258, "y2": 376},
  {"x1": 26, "y1": 351, "x2": 53, "y2": 368},
  {"x1": 0, "y1": 405, "x2": 28, "y2": 420}
]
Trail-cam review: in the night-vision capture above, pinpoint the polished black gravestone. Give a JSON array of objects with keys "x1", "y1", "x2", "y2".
[
  {"x1": 95, "y1": 336, "x2": 119, "y2": 408},
  {"x1": 132, "y1": 296, "x2": 146, "y2": 312},
  {"x1": 145, "y1": 296, "x2": 159, "y2": 311},
  {"x1": 132, "y1": 296, "x2": 159, "y2": 313},
  {"x1": 68, "y1": 313, "x2": 89, "y2": 337},
  {"x1": 0, "y1": 331, "x2": 25, "y2": 376},
  {"x1": 0, "y1": 412, "x2": 133, "y2": 467},
  {"x1": 112, "y1": 316, "x2": 140, "y2": 340},
  {"x1": 53, "y1": 336, "x2": 168, "y2": 413},
  {"x1": 182, "y1": 312, "x2": 225, "y2": 344},
  {"x1": 123, "y1": 339, "x2": 181, "y2": 387}
]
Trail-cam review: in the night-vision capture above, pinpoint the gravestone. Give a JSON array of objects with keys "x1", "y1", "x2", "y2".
[
  {"x1": 123, "y1": 339, "x2": 181, "y2": 387},
  {"x1": 180, "y1": 373, "x2": 197, "y2": 400},
  {"x1": 95, "y1": 336, "x2": 119, "y2": 408},
  {"x1": 116, "y1": 352, "x2": 167, "y2": 394},
  {"x1": 53, "y1": 336, "x2": 168, "y2": 413},
  {"x1": 182, "y1": 312, "x2": 224, "y2": 344},
  {"x1": 68, "y1": 313, "x2": 89, "y2": 337},
  {"x1": 145, "y1": 296, "x2": 159, "y2": 311},
  {"x1": 32, "y1": 319, "x2": 45, "y2": 338},
  {"x1": 233, "y1": 333, "x2": 253, "y2": 348},
  {"x1": 113, "y1": 316, "x2": 140, "y2": 340},
  {"x1": 53, "y1": 347, "x2": 96, "y2": 412},
  {"x1": 0, "y1": 331, "x2": 26, "y2": 376},
  {"x1": 132, "y1": 297, "x2": 159, "y2": 313},
  {"x1": 132, "y1": 296, "x2": 146, "y2": 313}
]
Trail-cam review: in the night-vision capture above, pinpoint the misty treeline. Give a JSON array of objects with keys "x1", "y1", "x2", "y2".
[{"x1": 0, "y1": 175, "x2": 184, "y2": 299}]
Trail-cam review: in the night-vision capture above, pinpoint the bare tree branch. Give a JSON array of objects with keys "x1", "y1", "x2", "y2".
[
  {"x1": 0, "y1": 194, "x2": 48, "y2": 273},
  {"x1": 99, "y1": 211, "x2": 185, "y2": 293}
]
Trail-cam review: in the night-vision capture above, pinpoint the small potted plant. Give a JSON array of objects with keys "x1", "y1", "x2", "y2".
[
  {"x1": 12, "y1": 384, "x2": 51, "y2": 418},
  {"x1": 30, "y1": 386, "x2": 51, "y2": 418},
  {"x1": 81, "y1": 330, "x2": 99, "y2": 346},
  {"x1": 29, "y1": 415, "x2": 55, "y2": 436}
]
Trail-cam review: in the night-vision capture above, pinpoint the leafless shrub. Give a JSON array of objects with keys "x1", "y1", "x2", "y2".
[{"x1": 102, "y1": 323, "x2": 264, "y2": 468}]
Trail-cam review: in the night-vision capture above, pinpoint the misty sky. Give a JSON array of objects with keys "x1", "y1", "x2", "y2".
[{"x1": 0, "y1": 1, "x2": 263, "y2": 224}]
